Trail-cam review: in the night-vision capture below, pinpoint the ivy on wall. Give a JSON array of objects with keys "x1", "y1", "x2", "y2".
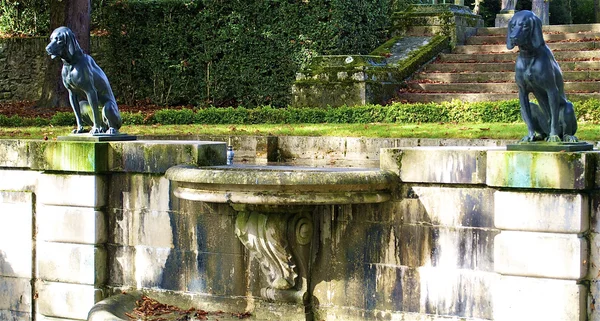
[{"x1": 95, "y1": 0, "x2": 392, "y2": 107}]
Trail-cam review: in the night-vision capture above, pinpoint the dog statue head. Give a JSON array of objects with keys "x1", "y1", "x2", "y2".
[
  {"x1": 506, "y1": 10, "x2": 544, "y2": 50},
  {"x1": 46, "y1": 26, "x2": 82, "y2": 61}
]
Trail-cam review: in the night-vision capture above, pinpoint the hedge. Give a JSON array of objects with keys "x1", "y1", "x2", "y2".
[
  {"x1": 95, "y1": 0, "x2": 392, "y2": 108},
  {"x1": 5, "y1": 99, "x2": 600, "y2": 127}
]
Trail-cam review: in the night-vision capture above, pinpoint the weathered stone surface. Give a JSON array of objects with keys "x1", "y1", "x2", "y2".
[
  {"x1": 109, "y1": 209, "x2": 173, "y2": 248},
  {"x1": 29, "y1": 141, "x2": 109, "y2": 172},
  {"x1": 493, "y1": 276, "x2": 586, "y2": 321},
  {"x1": 400, "y1": 225, "x2": 497, "y2": 271},
  {"x1": 0, "y1": 169, "x2": 39, "y2": 191},
  {"x1": 36, "y1": 281, "x2": 103, "y2": 320},
  {"x1": 36, "y1": 315, "x2": 82, "y2": 321},
  {"x1": 38, "y1": 174, "x2": 106, "y2": 207},
  {"x1": 108, "y1": 140, "x2": 226, "y2": 173},
  {"x1": 0, "y1": 192, "x2": 33, "y2": 278},
  {"x1": 0, "y1": 310, "x2": 32, "y2": 321},
  {"x1": 400, "y1": 185, "x2": 495, "y2": 228},
  {"x1": 495, "y1": 191, "x2": 589, "y2": 233},
  {"x1": 494, "y1": 231, "x2": 587, "y2": 280},
  {"x1": 37, "y1": 242, "x2": 107, "y2": 285},
  {"x1": 313, "y1": 266, "x2": 495, "y2": 320},
  {"x1": 37, "y1": 205, "x2": 106, "y2": 244},
  {"x1": 487, "y1": 150, "x2": 598, "y2": 189},
  {"x1": 0, "y1": 276, "x2": 32, "y2": 312},
  {"x1": 381, "y1": 147, "x2": 494, "y2": 184},
  {"x1": 0, "y1": 139, "x2": 30, "y2": 167}
]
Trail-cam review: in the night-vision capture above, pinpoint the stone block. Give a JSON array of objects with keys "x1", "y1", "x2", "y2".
[
  {"x1": 38, "y1": 174, "x2": 106, "y2": 207},
  {"x1": 108, "y1": 140, "x2": 226, "y2": 174},
  {"x1": 495, "y1": 191, "x2": 589, "y2": 233},
  {"x1": 494, "y1": 231, "x2": 587, "y2": 280},
  {"x1": 0, "y1": 276, "x2": 32, "y2": 312},
  {"x1": 493, "y1": 276, "x2": 586, "y2": 321},
  {"x1": 312, "y1": 265, "x2": 495, "y2": 320},
  {"x1": 105, "y1": 245, "x2": 135, "y2": 287},
  {"x1": 0, "y1": 169, "x2": 39, "y2": 191},
  {"x1": 37, "y1": 205, "x2": 106, "y2": 244},
  {"x1": 400, "y1": 225, "x2": 497, "y2": 271},
  {"x1": 29, "y1": 141, "x2": 109, "y2": 172},
  {"x1": 400, "y1": 185, "x2": 495, "y2": 228},
  {"x1": 37, "y1": 242, "x2": 106, "y2": 285},
  {"x1": 380, "y1": 147, "x2": 495, "y2": 184},
  {"x1": 0, "y1": 191, "x2": 33, "y2": 278},
  {"x1": 108, "y1": 208, "x2": 174, "y2": 248},
  {"x1": 487, "y1": 150, "x2": 598, "y2": 190},
  {"x1": 36, "y1": 280, "x2": 103, "y2": 320}
]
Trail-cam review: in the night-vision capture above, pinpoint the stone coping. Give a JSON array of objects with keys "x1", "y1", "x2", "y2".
[{"x1": 166, "y1": 164, "x2": 398, "y2": 205}]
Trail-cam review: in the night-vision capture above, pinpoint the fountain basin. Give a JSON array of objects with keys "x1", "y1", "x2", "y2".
[
  {"x1": 166, "y1": 164, "x2": 397, "y2": 308},
  {"x1": 166, "y1": 164, "x2": 396, "y2": 206}
]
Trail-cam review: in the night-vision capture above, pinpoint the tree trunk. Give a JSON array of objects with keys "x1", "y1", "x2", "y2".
[
  {"x1": 36, "y1": 0, "x2": 90, "y2": 108},
  {"x1": 596, "y1": 0, "x2": 600, "y2": 23}
]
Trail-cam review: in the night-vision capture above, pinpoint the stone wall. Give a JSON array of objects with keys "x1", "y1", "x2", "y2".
[
  {"x1": 0, "y1": 37, "x2": 108, "y2": 102},
  {"x1": 0, "y1": 138, "x2": 597, "y2": 321}
]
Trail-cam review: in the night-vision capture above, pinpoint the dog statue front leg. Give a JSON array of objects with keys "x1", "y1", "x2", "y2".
[
  {"x1": 518, "y1": 90, "x2": 537, "y2": 142},
  {"x1": 546, "y1": 89, "x2": 562, "y2": 142},
  {"x1": 69, "y1": 92, "x2": 86, "y2": 134},
  {"x1": 85, "y1": 89, "x2": 104, "y2": 134}
]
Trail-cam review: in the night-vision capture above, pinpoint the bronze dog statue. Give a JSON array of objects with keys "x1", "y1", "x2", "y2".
[
  {"x1": 507, "y1": 10, "x2": 578, "y2": 142},
  {"x1": 46, "y1": 26, "x2": 122, "y2": 135}
]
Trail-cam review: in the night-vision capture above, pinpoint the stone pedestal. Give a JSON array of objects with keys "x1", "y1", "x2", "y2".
[
  {"x1": 487, "y1": 150, "x2": 595, "y2": 321},
  {"x1": 495, "y1": 10, "x2": 516, "y2": 27}
]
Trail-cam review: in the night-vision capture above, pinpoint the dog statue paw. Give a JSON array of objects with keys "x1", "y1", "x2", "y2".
[
  {"x1": 546, "y1": 135, "x2": 562, "y2": 143},
  {"x1": 562, "y1": 135, "x2": 579, "y2": 143},
  {"x1": 72, "y1": 126, "x2": 86, "y2": 134},
  {"x1": 105, "y1": 127, "x2": 119, "y2": 135},
  {"x1": 89, "y1": 126, "x2": 103, "y2": 135}
]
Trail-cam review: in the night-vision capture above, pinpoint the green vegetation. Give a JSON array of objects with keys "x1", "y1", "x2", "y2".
[
  {"x1": 4, "y1": 122, "x2": 600, "y2": 142},
  {"x1": 4, "y1": 99, "x2": 600, "y2": 127},
  {"x1": 1, "y1": 99, "x2": 599, "y2": 141}
]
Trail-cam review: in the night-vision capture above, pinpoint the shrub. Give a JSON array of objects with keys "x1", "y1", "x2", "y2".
[{"x1": 50, "y1": 112, "x2": 75, "y2": 126}]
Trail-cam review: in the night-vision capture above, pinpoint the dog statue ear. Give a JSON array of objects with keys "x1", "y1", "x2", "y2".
[
  {"x1": 66, "y1": 29, "x2": 81, "y2": 57},
  {"x1": 530, "y1": 15, "x2": 544, "y2": 49}
]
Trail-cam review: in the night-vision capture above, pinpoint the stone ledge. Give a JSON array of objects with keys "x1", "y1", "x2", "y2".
[
  {"x1": 0, "y1": 139, "x2": 227, "y2": 174},
  {"x1": 494, "y1": 231, "x2": 587, "y2": 280},
  {"x1": 487, "y1": 150, "x2": 599, "y2": 190},
  {"x1": 380, "y1": 147, "x2": 496, "y2": 184}
]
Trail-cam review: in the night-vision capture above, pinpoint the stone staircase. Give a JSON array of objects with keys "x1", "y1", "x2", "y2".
[{"x1": 397, "y1": 24, "x2": 600, "y2": 103}]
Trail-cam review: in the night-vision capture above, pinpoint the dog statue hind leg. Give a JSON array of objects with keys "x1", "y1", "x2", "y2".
[{"x1": 102, "y1": 101, "x2": 122, "y2": 135}]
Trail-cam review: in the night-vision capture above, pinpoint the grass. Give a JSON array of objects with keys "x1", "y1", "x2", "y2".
[{"x1": 3, "y1": 122, "x2": 600, "y2": 141}]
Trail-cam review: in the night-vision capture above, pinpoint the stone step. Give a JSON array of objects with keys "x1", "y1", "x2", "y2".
[
  {"x1": 476, "y1": 23, "x2": 600, "y2": 36},
  {"x1": 412, "y1": 71, "x2": 600, "y2": 83},
  {"x1": 424, "y1": 61, "x2": 600, "y2": 73},
  {"x1": 437, "y1": 50, "x2": 600, "y2": 63},
  {"x1": 453, "y1": 41, "x2": 599, "y2": 54},
  {"x1": 405, "y1": 81, "x2": 600, "y2": 93},
  {"x1": 466, "y1": 32, "x2": 600, "y2": 45},
  {"x1": 395, "y1": 92, "x2": 600, "y2": 103}
]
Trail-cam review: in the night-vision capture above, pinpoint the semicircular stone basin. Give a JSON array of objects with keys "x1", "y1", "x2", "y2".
[
  {"x1": 166, "y1": 164, "x2": 395, "y2": 205},
  {"x1": 166, "y1": 164, "x2": 397, "y2": 304}
]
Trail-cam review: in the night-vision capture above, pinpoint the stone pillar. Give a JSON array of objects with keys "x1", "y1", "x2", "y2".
[
  {"x1": 495, "y1": 0, "x2": 518, "y2": 27},
  {"x1": 35, "y1": 173, "x2": 108, "y2": 320},
  {"x1": 532, "y1": 0, "x2": 550, "y2": 24},
  {"x1": 487, "y1": 150, "x2": 592, "y2": 321}
]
